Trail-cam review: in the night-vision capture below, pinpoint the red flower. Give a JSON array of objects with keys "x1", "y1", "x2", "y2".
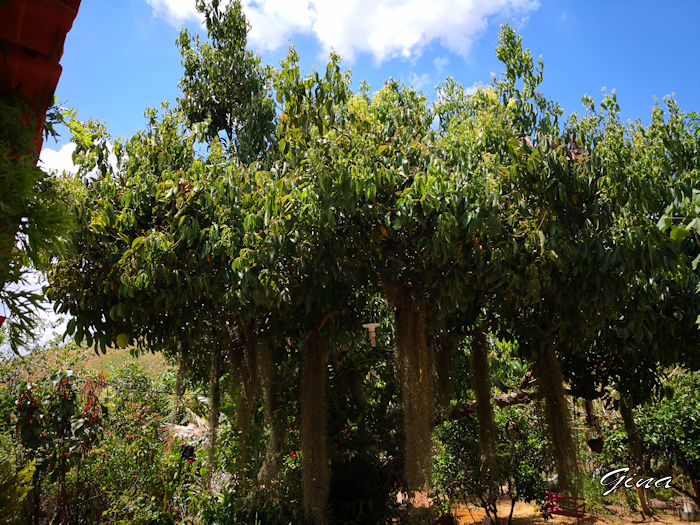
[{"x1": 187, "y1": 459, "x2": 193, "y2": 464}]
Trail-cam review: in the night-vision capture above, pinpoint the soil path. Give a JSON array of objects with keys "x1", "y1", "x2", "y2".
[{"x1": 453, "y1": 500, "x2": 689, "y2": 524}]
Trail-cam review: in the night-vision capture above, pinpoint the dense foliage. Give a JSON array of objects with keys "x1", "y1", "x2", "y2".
[
  {"x1": 0, "y1": 0, "x2": 698, "y2": 523},
  {"x1": 0, "y1": 94, "x2": 72, "y2": 351}
]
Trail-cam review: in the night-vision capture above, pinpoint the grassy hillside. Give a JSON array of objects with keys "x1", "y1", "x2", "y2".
[{"x1": 0, "y1": 344, "x2": 173, "y2": 385}]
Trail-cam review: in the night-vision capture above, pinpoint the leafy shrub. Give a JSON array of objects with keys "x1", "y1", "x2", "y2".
[
  {"x1": 434, "y1": 404, "x2": 553, "y2": 522},
  {"x1": 15, "y1": 369, "x2": 106, "y2": 522},
  {"x1": 0, "y1": 431, "x2": 35, "y2": 524},
  {"x1": 66, "y1": 364, "x2": 192, "y2": 523},
  {"x1": 635, "y1": 372, "x2": 699, "y2": 507},
  {"x1": 67, "y1": 415, "x2": 188, "y2": 523},
  {"x1": 197, "y1": 451, "x2": 304, "y2": 525}
]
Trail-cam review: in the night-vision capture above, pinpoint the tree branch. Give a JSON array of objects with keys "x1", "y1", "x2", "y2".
[{"x1": 445, "y1": 372, "x2": 543, "y2": 421}]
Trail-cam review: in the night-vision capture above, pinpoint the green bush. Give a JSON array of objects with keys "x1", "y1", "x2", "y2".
[
  {"x1": 66, "y1": 365, "x2": 191, "y2": 523},
  {"x1": 0, "y1": 431, "x2": 35, "y2": 524},
  {"x1": 434, "y1": 404, "x2": 553, "y2": 521}
]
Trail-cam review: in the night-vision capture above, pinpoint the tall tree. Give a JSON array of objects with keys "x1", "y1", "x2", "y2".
[{"x1": 177, "y1": 0, "x2": 276, "y2": 164}]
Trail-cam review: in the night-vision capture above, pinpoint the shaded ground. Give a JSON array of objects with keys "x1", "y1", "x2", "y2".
[{"x1": 453, "y1": 500, "x2": 691, "y2": 524}]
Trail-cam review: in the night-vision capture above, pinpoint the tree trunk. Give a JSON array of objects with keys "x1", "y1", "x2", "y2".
[
  {"x1": 470, "y1": 328, "x2": 500, "y2": 515},
  {"x1": 584, "y1": 399, "x2": 602, "y2": 437},
  {"x1": 350, "y1": 368, "x2": 368, "y2": 441},
  {"x1": 690, "y1": 476, "x2": 700, "y2": 509},
  {"x1": 434, "y1": 331, "x2": 458, "y2": 411},
  {"x1": 32, "y1": 471, "x2": 40, "y2": 525},
  {"x1": 392, "y1": 287, "x2": 434, "y2": 493},
  {"x1": 620, "y1": 396, "x2": 653, "y2": 517},
  {"x1": 231, "y1": 324, "x2": 260, "y2": 474},
  {"x1": 532, "y1": 351, "x2": 581, "y2": 496},
  {"x1": 257, "y1": 340, "x2": 282, "y2": 483},
  {"x1": 508, "y1": 496, "x2": 517, "y2": 525},
  {"x1": 301, "y1": 329, "x2": 329, "y2": 525},
  {"x1": 170, "y1": 342, "x2": 187, "y2": 424},
  {"x1": 208, "y1": 349, "x2": 221, "y2": 489}
]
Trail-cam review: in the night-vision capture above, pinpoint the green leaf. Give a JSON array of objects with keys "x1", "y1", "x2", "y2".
[
  {"x1": 131, "y1": 237, "x2": 145, "y2": 251},
  {"x1": 670, "y1": 226, "x2": 689, "y2": 242},
  {"x1": 657, "y1": 215, "x2": 673, "y2": 232}
]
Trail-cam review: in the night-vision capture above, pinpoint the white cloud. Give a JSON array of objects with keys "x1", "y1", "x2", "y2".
[
  {"x1": 39, "y1": 142, "x2": 77, "y2": 175},
  {"x1": 245, "y1": 0, "x2": 314, "y2": 51},
  {"x1": 433, "y1": 56, "x2": 450, "y2": 73},
  {"x1": 146, "y1": 0, "x2": 201, "y2": 26},
  {"x1": 408, "y1": 72, "x2": 431, "y2": 92},
  {"x1": 39, "y1": 142, "x2": 118, "y2": 179},
  {"x1": 465, "y1": 83, "x2": 480, "y2": 96},
  {"x1": 146, "y1": 0, "x2": 540, "y2": 63}
]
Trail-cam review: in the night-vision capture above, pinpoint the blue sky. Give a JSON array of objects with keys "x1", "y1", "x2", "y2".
[{"x1": 40, "y1": 0, "x2": 700, "y2": 173}]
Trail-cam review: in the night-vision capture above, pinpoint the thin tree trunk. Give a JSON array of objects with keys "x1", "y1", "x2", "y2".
[
  {"x1": 532, "y1": 351, "x2": 581, "y2": 496},
  {"x1": 301, "y1": 329, "x2": 329, "y2": 525},
  {"x1": 584, "y1": 399, "x2": 605, "y2": 455},
  {"x1": 470, "y1": 328, "x2": 500, "y2": 516},
  {"x1": 620, "y1": 396, "x2": 653, "y2": 517},
  {"x1": 508, "y1": 496, "x2": 517, "y2": 525},
  {"x1": 584, "y1": 399, "x2": 602, "y2": 437},
  {"x1": 434, "y1": 332, "x2": 458, "y2": 411},
  {"x1": 350, "y1": 368, "x2": 368, "y2": 441},
  {"x1": 232, "y1": 323, "x2": 260, "y2": 475},
  {"x1": 33, "y1": 471, "x2": 40, "y2": 525},
  {"x1": 257, "y1": 340, "x2": 282, "y2": 483},
  {"x1": 208, "y1": 349, "x2": 221, "y2": 489},
  {"x1": 170, "y1": 342, "x2": 187, "y2": 424}
]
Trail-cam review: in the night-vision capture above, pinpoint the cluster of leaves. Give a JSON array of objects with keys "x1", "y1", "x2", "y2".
[
  {"x1": 0, "y1": 92, "x2": 73, "y2": 352},
  {"x1": 656, "y1": 108, "x2": 700, "y2": 281},
  {"x1": 177, "y1": 0, "x2": 276, "y2": 164}
]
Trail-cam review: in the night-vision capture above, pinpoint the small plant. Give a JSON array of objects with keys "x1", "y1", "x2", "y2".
[
  {"x1": 15, "y1": 369, "x2": 106, "y2": 523},
  {"x1": 0, "y1": 431, "x2": 35, "y2": 524}
]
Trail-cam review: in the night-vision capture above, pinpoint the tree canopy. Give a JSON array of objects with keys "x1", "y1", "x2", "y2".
[{"x1": 42, "y1": 3, "x2": 699, "y2": 522}]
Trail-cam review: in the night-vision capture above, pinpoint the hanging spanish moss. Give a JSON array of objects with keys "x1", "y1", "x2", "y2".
[
  {"x1": 532, "y1": 351, "x2": 581, "y2": 496},
  {"x1": 584, "y1": 399, "x2": 604, "y2": 454},
  {"x1": 620, "y1": 396, "x2": 653, "y2": 516},
  {"x1": 208, "y1": 348, "x2": 222, "y2": 489},
  {"x1": 470, "y1": 329, "x2": 500, "y2": 514},
  {"x1": 584, "y1": 399, "x2": 602, "y2": 437},
  {"x1": 391, "y1": 286, "x2": 434, "y2": 493},
  {"x1": 301, "y1": 329, "x2": 329, "y2": 525},
  {"x1": 257, "y1": 339, "x2": 282, "y2": 483}
]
